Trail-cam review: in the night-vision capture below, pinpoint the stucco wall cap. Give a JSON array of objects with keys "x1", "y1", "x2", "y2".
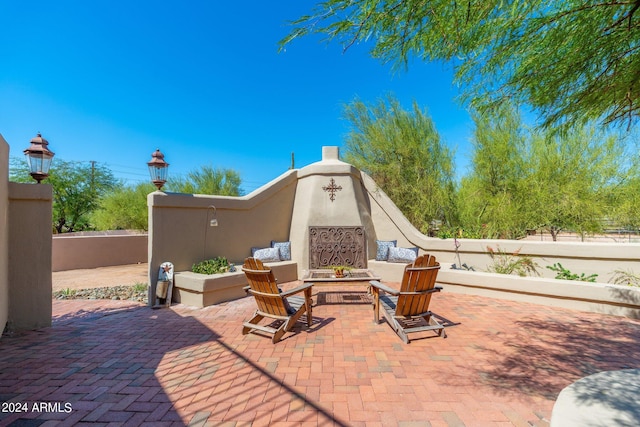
[
  {"x1": 8, "y1": 181, "x2": 53, "y2": 201},
  {"x1": 297, "y1": 161, "x2": 360, "y2": 179}
]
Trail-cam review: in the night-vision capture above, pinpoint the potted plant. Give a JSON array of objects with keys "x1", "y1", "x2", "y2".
[{"x1": 330, "y1": 265, "x2": 353, "y2": 278}]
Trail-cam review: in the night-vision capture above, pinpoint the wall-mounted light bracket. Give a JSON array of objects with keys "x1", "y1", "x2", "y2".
[{"x1": 208, "y1": 205, "x2": 218, "y2": 227}]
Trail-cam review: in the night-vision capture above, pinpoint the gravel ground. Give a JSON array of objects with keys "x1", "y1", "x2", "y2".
[
  {"x1": 53, "y1": 285, "x2": 148, "y2": 303},
  {"x1": 52, "y1": 263, "x2": 149, "y2": 303}
]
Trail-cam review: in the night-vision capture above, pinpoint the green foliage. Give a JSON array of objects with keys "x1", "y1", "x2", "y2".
[
  {"x1": 132, "y1": 282, "x2": 148, "y2": 293},
  {"x1": 10, "y1": 157, "x2": 117, "y2": 233},
  {"x1": 486, "y1": 246, "x2": 539, "y2": 277},
  {"x1": 437, "y1": 229, "x2": 455, "y2": 239},
  {"x1": 609, "y1": 270, "x2": 640, "y2": 287},
  {"x1": 91, "y1": 182, "x2": 156, "y2": 231},
  {"x1": 611, "y1": 173, "x2": 640, "y2": 232},
  {"x1": 342, "y1": 95, "x2": 457, "y2": 233},
  {"x1": 458, "y1": 105, "x2": 633, "y2": 240},
  {"x1": 168, "y1": 165, "x2": 243, "y2": 196},
  {"x1": 457, "y1": 105, "x2": 530, "y2": 239},
  {"x1": 192, "y1": 257, "x2": 230, "y2": 275},
  {"x1": 437, "y1": 226, "x2": 485, "y2": 239},
  {"x1": 523, "y1": 127, "x2": 627, "y2": 240},
  {"x1": 547, "y1": 263, "x2": 598, "y2": 282},
  {"x1": 282, "y1": 0, "x2": 640, "y2": 129},
  {"x1": 60, "y1": 288, "x2": 77, "y2": 297}
]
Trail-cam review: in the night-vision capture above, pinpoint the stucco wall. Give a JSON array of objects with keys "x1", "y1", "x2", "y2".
[
  {"x1": 421, "y1": 238, "x2": 640, "y2": 283},
  {"x1": 0, "y1": 136, "x2": 9, "y2": 335},
  {"x1": 362, "y1": 166, "x2": 640, "y2": 283},
  {"x1": 53, "y1": 233, "x2": 147, "y2": 271},
  {"x1": 147, "y1": 170, "x2": 298, "y2": 303},
  {"x1": 147, "y1": 145, "x2": 640, "y2": 314},
  {"x1": 8, "y1": 181, "x2": 53, "y2": 331}
]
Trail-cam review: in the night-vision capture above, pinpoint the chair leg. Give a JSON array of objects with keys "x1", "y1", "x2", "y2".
[
  {"x1": 305, "y1": 288, "x2": 313, "y2": 327},
  {"x1": 428, "y1": 315, "x2": 447, "y2": 338},
  {"x1": 371, "y1": 288, "x2": 380, "y2": 324},
  {"x1": 272, "y1": 324, "x2": 287, "y2": 343},
  {"x1": 392, "y1": 319, "x2": 410, "y2": 344},
  {"x1": 242, "y1": 313, "x2": 264, "y2": 335},
  {"x1": 285, "y1": 307, "x2": 306, "y2": 332}
]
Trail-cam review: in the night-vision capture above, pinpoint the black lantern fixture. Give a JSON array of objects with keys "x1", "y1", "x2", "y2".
[
  {"x1": 24, "y1": 133, "x2": 55, "y2": 183},
  {"x1": 148, "y1": 148, "x2": 169, "y2": 190}
]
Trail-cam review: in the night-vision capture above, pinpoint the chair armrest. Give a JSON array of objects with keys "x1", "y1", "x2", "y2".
[
  {"x1": 242, "y1": 267, "x2": 273, "y2": 274},
  {"x1": 397, "y1": 287, "x2": 442, "y2": 296},
  {"x1": 280, "y1": 282, "x2": 314, "y2": 297},
  {"x1": 369, "y1": 280, "x2": 400, "y2": 295}
]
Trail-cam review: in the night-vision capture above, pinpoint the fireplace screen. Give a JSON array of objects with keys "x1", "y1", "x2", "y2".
[{"x1": 309, "y1": 226, "x2": 367, "y2": 269}]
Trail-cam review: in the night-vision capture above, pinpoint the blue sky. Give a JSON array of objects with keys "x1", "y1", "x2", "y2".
[{"x1": 1, "y1": 1, "x2": 474, "y2": 193}]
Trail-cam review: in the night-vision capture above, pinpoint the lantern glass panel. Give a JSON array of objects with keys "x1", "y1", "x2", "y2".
[
  {"x1": 148, "y1": 165, "x2": 168, "y2": 182},
  {"x1": 26, "y1": 153, "x2": 53, "y2": 174}
]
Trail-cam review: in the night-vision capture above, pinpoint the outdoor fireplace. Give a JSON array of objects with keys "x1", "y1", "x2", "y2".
[{"x1": 309, "y1": 226, "x2": 367, "y2": 269}]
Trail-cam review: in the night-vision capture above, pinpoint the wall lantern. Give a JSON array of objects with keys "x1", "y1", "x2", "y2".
[
  {"x1": 24, "y1": 133, "x2": 55, "y2": 183},
  {"x1": 208, "y1": 205, "x2": 218, "y2": 227},
  {"x1": 147, "y1": 148, "x2": 169, "y2": 190}
]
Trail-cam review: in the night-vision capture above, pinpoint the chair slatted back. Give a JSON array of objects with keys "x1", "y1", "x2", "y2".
[
  {"x1": 242, "y1": 258, "x2": 288, "y2": 317},
  {"x1": 395, "y1": 254, "x2": 441, "y2": 317}
]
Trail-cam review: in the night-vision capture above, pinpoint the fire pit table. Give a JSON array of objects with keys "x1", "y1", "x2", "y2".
[
  {"x1": 302, "y1": 269, "x2": 381, "y2": 305},
  {"x1": 302, "y1": 269, "x2": 381, "y2": 283}
]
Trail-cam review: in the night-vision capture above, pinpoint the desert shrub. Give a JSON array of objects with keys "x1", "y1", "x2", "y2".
[
  {"x1": 192, "y1": 257, "x2": 230, "y2": 275},
  {"x1": 547, "y1": 263, "x2": 598, "y2": 282},
  {"x1": 486, "y1": 246, "x2": 540, "y2": 277},
  {"x1": 609, "y1": 270, "x2": 640, "y2": 287}
]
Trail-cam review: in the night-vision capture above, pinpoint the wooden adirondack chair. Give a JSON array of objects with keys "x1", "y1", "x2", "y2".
[
  {"x1": 369, "y1": 254, "x2": 446, "y2": 343},
  {"x1": 242, "y1": 257, "x2": 313, "y2": 343}
]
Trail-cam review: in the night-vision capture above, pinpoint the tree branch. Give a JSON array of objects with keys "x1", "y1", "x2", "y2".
[{"x1": 603, "y1": 0, "x2": 640, "y2": 31}]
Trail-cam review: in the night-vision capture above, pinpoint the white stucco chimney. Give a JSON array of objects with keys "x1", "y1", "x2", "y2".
[{"x1": 322, "y1": 146, "x2": 339, "y2": 161}]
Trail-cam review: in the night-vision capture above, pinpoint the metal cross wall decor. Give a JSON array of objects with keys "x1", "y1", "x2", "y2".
[{"x1": 322, "y1": 178, "x2": 342, "y2": 202}]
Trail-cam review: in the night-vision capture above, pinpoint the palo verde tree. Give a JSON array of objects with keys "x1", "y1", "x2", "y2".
[
  {"x1": 91, "y1": 165, "x2": 244, "y2": 231},
  {"x1": 613, "y1": 174, "x2": 640, "y2": 233},
  {"x1": 282, "y1": 1, "x2": 640, "y2": 130},
  {"x1": 342, "y1": 95, "x2": 457, "y2": 233},
  {"x1": 523, "y1": 126, "x2": 629, "y2": 241},
  {"x1": 10, "y1": 158, "x2": 117, "y2": 233},
  {"x1": 459, "y1": 105, "x2": 632, "y2": 240},
  {"x1": 457, "y1": 105, "x2": 530, "y2": 238},
  {"x1": 91, "y1": 182, "x2": 157, "y2": 231},
  {"x1": 167, "y1": 165, "x2": 243, "y2": 196}
]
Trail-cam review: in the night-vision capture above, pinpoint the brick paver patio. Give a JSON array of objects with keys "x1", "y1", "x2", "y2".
[{"x1": 1, "y1": 281, "x2": 639, "y2": 426}]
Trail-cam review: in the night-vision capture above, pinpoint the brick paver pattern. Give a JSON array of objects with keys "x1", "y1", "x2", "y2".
[{"x1": 1, "y1": 281, "x2": 639, "y2": 426}]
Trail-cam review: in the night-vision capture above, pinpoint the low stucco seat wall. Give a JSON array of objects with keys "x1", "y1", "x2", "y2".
[
  {"x1": 173, "y1": 261, "x2": 297, "y2": 308},
  {"x1": 368, "y1": 259, "x2": 640, "y2": 318},
  {"x1": 367, "y1": 259, "x2": 412, "y2": 282},
  {"x1": 438, "y1": 268, "x2": 640, "y2": 318}
]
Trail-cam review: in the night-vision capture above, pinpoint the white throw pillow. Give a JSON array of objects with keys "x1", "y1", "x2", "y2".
[
  {"x1": 387, "y1": 246, "x2": 418, "y2": 263},
  {"x1": 253, "y1": 247, "x2": 281, "y2": 263}
]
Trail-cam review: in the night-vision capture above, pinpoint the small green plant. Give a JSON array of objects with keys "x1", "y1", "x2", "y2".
[
  {"x1": 60, "y1": 288, "x2": 76, "y2": 297},
  {"x1": 609, "y1": 269, "x2": 640, "y2": 287},
  {"x1": 329, "y1": 265, "x2": 353, "y2": 271},
  {"x1": 486, "y1": 246, "x2": 540, "y2": 277},
  {"x1": 437, "y1": 229, "x2": 455, "y2": 239},
  {"x1": 133, "y1": 282, "x2": 148, "y2": 293},
  {"x1": 192, "y1": 257, "x2": 230, "y2": 275},
  {"x1": 547, "y1": 263, "x2": 598, "y2": 282}
]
